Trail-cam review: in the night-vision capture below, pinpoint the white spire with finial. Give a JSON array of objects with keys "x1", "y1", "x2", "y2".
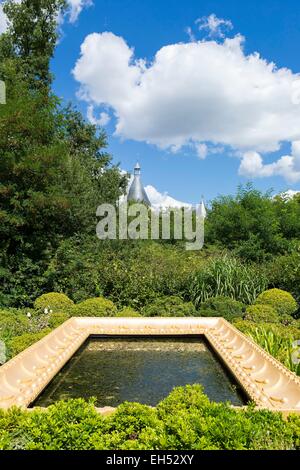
[{"x1": 127, "y1": 162, "x2": 151, "y2": 206}]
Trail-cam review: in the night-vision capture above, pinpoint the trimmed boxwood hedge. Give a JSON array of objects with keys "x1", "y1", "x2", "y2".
[{"x1": 0, "y1": 385, "x2": 299, "y2": 450}]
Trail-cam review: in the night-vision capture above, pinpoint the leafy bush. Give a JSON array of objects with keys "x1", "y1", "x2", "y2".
[
  {"x1": 142, "y1": 296, "x2": 196, "y2": 317},
  {"x1": 115, "y1": 307, "x2": 141, "y2": 317},
  {"x1": 0, "y1": 310, "x2": 29, "y2": 339},
  {"x1": 233, "y1": 320, "x2": 300, "y2": 375},
  {"x1": 7, "y1": 329, "x2": 52, "y2": 359},
  {"x1": 198, "y1": 296, "x2": 245, "y2": 322},
  {"x1": 190, "y1": 256, "x2": 267, "y2": 307},
  {"x1": 0, "y1": 386, "x2": 299, "y2": 450},
  {"x1": 267, "y1": 252, "x2": 300, "y2": 305},
  {"x1": 244, "y1": 305, "x2": 280, "y2": 323},
  {"x1": 34, "y1": 293, "x2": 74, "y2": 314},
  {"x1": 255, "y1": 289, "x2": 298, "y2": 317},
  {"x1": 156, "y1": 385, "x2": 298, "y2": 450},
  {"x1": 72, "y1": 297, "x2": 117, "y2": 317},
  {"x1": 48, "y1": 312, "x2": 70, "y2": 328}
]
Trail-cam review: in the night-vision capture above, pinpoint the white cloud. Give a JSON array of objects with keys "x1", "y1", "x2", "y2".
[
  {"x1": 145, "y1": 185, "x2": 192, "y2": 210},
  {"x1": 87, "y1": 105, "x2": 110, "y2": 126},
  {"x1": 73, "y1": 28, "x2": 300, "y2": 182},
  {"x1": 0, "y1": 0, "x2": 21, "y2": 34},
  {"x1": 195, "y1": 14, "x2": 233, "y2": 38},
  {"x1": 67, "y1": 0, "x2": 93, "y2": 24},
  {"x1": 0, "y1": 0, "x2": 91, "y2": 34},
  {"x1": 239, "y1": 142, "x2": 300, "y2": 183},
  {"x1": 195, "y1": 143, "x2": 208, "y2": 160}
]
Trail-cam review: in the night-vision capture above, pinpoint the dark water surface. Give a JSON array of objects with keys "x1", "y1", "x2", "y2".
[{"x1": 33, "y1": 337, "x2": 246, "y2": 407}]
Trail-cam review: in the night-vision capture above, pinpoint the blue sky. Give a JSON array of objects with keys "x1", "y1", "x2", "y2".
[{"x1": 49, "y1": 0, "x2": 300, "y2": 204}]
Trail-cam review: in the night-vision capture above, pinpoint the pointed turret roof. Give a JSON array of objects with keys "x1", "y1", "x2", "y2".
[{"x1": 127, "y1": 162, "x2": 151, "y2": 206}]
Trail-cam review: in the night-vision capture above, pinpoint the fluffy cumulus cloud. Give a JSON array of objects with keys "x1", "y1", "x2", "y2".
[
  {"x1": 0, "y1": 0, "x2": 92, "y2": 33},
  {"x1": 239, "y1": 142, "x2": 300, "y2": 183},
  {"x1": 73, "y1": 23, "x2": 300, "y2": 182},
  {"x1": 145, "y1": 185, "x2": 192, "y2": 210}
]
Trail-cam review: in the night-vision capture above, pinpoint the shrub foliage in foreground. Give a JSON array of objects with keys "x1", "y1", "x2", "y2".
[{"x1": 0, "y1": 385, "x2": 299, "y2": 450}]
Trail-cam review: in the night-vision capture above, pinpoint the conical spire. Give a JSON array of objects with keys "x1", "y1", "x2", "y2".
[
  {"x1": 127, "y1": 162, "x2": 151, "y2": 206},
  {"x1": 198, "y1": 197, "x2": 207, "y2": 218}
]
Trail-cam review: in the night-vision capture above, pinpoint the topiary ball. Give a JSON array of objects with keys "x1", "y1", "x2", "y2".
[
  {"x1": 116, "y1": 307, "x2": 141, "y2": 317},
  {"x1": 34, "y1": 293, "x2": 74, "y2": 314},
  {"x1": 142, "y1": 296, "x2": 196, "y2": 317},
  {"x1": 255, "y1": 289, "x2": 298, "y2": 317},
  {"x1": 72, "y1": 297, "x2": 117, "y2": 317},
  {"x1": 244, "y1": 304, "x2": 280, "y2": 324}
]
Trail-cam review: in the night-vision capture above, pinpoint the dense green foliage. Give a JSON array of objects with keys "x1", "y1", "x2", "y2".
[
  {"x1": 0, "y1": 309, "x2": 29, "y2": 339},
  {"x1": 244, "y1": 305, "x2": 280, "y2": 324},
  {"x1": 115, "y1": 307, "x2": 141, "y2": 317},
  {"x1": 7, "y1": 328, "x2": 51, "y2": 358},
  {"x1": 34, "y1": 292, "x2": 74, "y2": 313},
  {"x1": 206, "y1": 185, "x2": 300, "y2": 262},
  {"x1": 198, "y1": 296, "x2": 245, "y2": 322},
  {"x1": 142, "y1": 296, "x2": 196, "y2": 317},
  {"x1": 72, "y1": 297, "x2": 117, "y2": 317},
  {"x1": 255, "y1": 289, "x2": 298, "y2": 317},
  {"x1": 1, "y1": 1, "x2": 300, "y2": 452},
  {"x1": 190, "y1": 255, "x2": 267, "y2": 307},
  {"x1": 234, "y1": 320, "x2": 300, "y2": 375},
  {"x1": 0, "y1": 385, "x2": 299, "y2": 450},
  {"x1": 0, "y1": 0, "x2": 126, "y2": 308}
]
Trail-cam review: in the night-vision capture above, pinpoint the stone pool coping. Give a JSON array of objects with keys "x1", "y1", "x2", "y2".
[{"x1": 0, "y1": 317, "x2": 299, "y2": 414}]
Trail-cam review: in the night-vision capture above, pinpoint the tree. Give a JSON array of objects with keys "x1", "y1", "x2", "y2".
[
  {"x1": 206, "y1": 185, "x2": 288, "y2": 261},
  {"x1": 0, "y1": 0, "x2": 126, "y2": 306},
  {"x1": 0, "y1": 0, "x2": 66, "y2": 92}
]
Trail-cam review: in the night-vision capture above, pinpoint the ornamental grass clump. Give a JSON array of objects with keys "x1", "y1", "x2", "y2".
[{"x1": 190, "y1": 256, "x2": 267, "y2": 307}]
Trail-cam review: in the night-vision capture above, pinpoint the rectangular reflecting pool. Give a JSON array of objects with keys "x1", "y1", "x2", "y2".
[{"x1": 33, "y1": 337, "x2": 246, "y2": 408}]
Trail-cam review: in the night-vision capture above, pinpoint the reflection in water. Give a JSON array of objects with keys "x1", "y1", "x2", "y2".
[{"x1": 34, "y1": 337, "x2": 245, "y2": 407}]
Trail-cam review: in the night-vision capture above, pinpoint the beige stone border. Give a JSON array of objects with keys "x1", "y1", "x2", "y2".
[{"x1": 0, "y1": 317, "x2": 299, "y2": 414}]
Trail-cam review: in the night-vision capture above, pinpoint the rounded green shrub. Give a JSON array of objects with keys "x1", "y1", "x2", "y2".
[
  {"x1": 0, "y1": 310, "x2": 29, "y2": 339},
  {"x1": 72, "y1": 297, "x2": 117, "y2": 317},
  {"x1": 48, "y1": 312, "x2": 70, "y2": 329},
  {"x1": 7, "y1": 329, "x2": 52, "y2": 358},
  {"x1": 34, "y1": 293, "x2": 74, "y2": 314},
  {"x1": 255, "y1": 289, "x2": 298, "y2": 317},
  {"x1": 244, "y1": 304, "x2": 279, "y2": 323},
  {"x1": 142, "y1": 296, "x2": 196, "y2": 317},
  {"x1": 198, "y1": 296, "x2": 245, "y2": 322},
  {"x1": 115, "y1": 307, "x2": 141, "y2": 317}
]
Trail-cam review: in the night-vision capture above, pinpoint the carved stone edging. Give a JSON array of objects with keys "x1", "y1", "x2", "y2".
[{"x1": 0, "y1": 317, "x2": 299, "y2": 414}]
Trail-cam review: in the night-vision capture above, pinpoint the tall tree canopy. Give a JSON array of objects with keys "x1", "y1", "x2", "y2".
[{"x1": 0, "y1": 0, "x2": 126, "y2": 306}]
